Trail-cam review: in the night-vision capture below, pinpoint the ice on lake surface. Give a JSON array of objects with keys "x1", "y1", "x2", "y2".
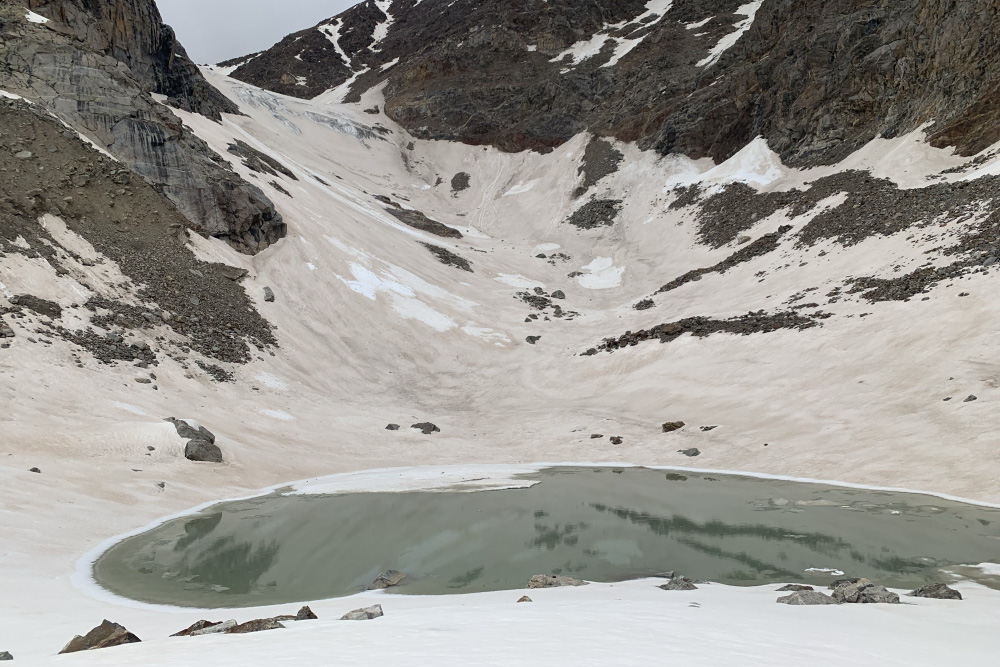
[{"x1": 94, "y1": 467, "x2": 1000, "y2": 608}]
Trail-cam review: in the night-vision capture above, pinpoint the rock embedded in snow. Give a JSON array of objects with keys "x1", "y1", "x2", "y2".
[
  {"x1": 59, "y1": 620, "x2": 141, "y2": 654},
  {"x1": 909, "y1": 584, "x2": 963, "y2": 600},
  {"x1": 551, "y1": 290, "x2": 566, "y2": 299},
  {"x1": 964, "y1": 395, "x2": 978, "y2": 402},
  {"x1": 526, "y1": 336, "x2": 541, "y2": 345},
  {"x1": 679, "y1": 448, "x2": 701, "y2": 457},
  {"x1": 29, "y1": 467, "x2": 40, "y2": 473},
  {"x1": 263, "y1": 287, "x2": 276, "y2": 303},
  {"x1": 658, "y1": 575, "x2": 699, "y2": 591},
  {"x1": 226, "y1": 618, "x2": 285, "y2": 634},
  {"x1": 776, "y1": 584, "x2": 814, "y2": 592},
  {"x1": 184, "y1": 439, "x2": 223, "y2": 464},
  {"x1": 517, "y1": 596, "x2": 533, "y2": 603},
  {"x1": 166, "y1": 418, "x2": 216, "y2": 444},
  {"x1": 777, "y1": 591, "x2": 840, "y2": 606},
  {"x1": 340, "y1": 604, "x2": 384, "y2": 621},
  {"x1": 831, "y1": 578, "x2": 900, "y2": 604},
  {"x1": 411, "y1": 423, "x2": 440, "y2": 435},
  {"x1": 0, "y1": 651, "x2": 11, "y2": 660},
  {"x1": 172, "y1": 620, "x2": 233, "y2": 637},
  {"x1": 272, "y1": 606, "x2": 319, "y2": 622},
  {"x1": 368, "y1": 569, "x2": 407, "y2": 590},
  {"x1": 385, "y1": 423, "x2": 401, "y2": 431},
  {"x1": 527, "y1": 574, "x2": 589, "y2": 589},
  {"x1": 610, "y1": 436, "x2": 623, "y2": 445},
  {"x1": 662, "y1": 421, "x2": 685, "y2": 433}
]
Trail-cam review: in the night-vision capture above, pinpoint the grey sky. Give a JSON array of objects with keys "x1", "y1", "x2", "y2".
[{"x1": 157, "y1": 0, "x2": 359, "y2": 64}]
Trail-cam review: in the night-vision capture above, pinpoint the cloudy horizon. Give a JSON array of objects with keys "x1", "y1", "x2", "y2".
[{"x1": 156, "y1": 0, "x2": 358, "y2": 64}]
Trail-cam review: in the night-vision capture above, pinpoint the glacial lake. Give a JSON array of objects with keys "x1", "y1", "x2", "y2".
[{"x1": 93, "y1": 467, "x2": 1000, "y2": 608}]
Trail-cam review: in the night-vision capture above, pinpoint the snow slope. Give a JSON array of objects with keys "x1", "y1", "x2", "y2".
[{"x1": 2, "y1": 65, "x2": 1000, "y2": 664}]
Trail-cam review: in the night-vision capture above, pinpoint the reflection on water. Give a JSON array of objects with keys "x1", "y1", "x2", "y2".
[{"x1": 94, "y1": 467, "x2": 1000, "y2": 608}]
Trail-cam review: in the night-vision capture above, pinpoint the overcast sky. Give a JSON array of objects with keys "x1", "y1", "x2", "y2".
[{"x1": 157, "y1": 0, "x2": 359, "y2": 64}]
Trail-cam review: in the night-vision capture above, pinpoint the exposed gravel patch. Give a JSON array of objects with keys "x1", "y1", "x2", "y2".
[
  {"x1": 567, "y1": 198, "x2": 622, "y2": 230},
  {"x1": 584, "y1": 310, "x2": 823, "y2": 355},
  {"x1": 656, "y1": 225, "x2": 792, "y2": 293},
  {"x1": 422, "y1": 243, "x2": 473, "y2": 272}
]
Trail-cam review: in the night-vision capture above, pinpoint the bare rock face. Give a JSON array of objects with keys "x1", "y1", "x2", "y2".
[
  {"x1": 2, "y1": 1, "x2": 285, "y2": 254},
  {"x1": 171, "y1": 620, "x2": 236, "y2": 637},
  {"x1": 340, "y1": 604, "x2": 384, "y2": 621},
  {"x1": 231, "y1": 0, "x2": 1000, "y2": 165},
  {"x1": 59, "y1": 620, "x2": 141, "y2": 654},
  {"x1": 527, "y1": 574, "x2": 589, "y2": 589}
]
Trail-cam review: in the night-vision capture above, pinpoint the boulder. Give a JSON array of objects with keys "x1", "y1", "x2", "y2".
[
  {"x1": 385, "y1": 423, "x2": 401, "y2": 431},
  {"x1": 59, "y1": 620, "x2": 141, "y2": 654},
  {"x1": 527, "y1": 574, "x2": 589, "y2": 589},
  {"x1": 263, "y1": 286, "x2": 276, "y2": 302},
  {"x1": 340, "y1": 604, "x2": 384, "y2": 621},
  {"x1": 610, "y1": 436, "x2": 623, "y2": 445},
  {"x1": 368, "y1": 569, "x2": 407, "y2": 590},
  {"x1": 526, "y1": 336, "x2": 541, "y2": 345},
  {"x1": 661, "y1": 421, "x2": 685, "y2": 433},
  {"x1": 226, "y1": 618, "x2": 285, "y2": 634},
  {"x1": 165, "y1": 418, "x2": 216, "y2": 444},
  {"x1": 185, "y1": 439, "x2": 224, "y2": 463},
  {"x1": 0, "y1": 652, "x2": 12, "y2": 661},
  {"x1": 678, "y1": 448, "x2": 701, "y2": 457},
  {"x1": 296, "y1": 605, "x2": 319, "y2": 620},
  {"x1": 831, "y1": 578, "x2": 900, "y2": 604},
  {"x1": 410, "y1": 422, "x2": 440, "y2": 435},
  {"x1": 551, "y1": 290, "x2": 566, "y2": 299},
  {"x1": 777, "y1": 590, "x2": 840, "y2": 606},
  {"x1": 190, "y1": 620, "x2": 236, "y2": 636},
  {"x1": 517, "y1": 596, "x2": 533, "y2": 603},
  {"x1": 909, "y1": 583, "x2": 963, "y2": 600},
  {"x1": 273, "y1": 606, "x2": 319, "y2": 622},
  {"x1": 658, "y1": 575, "x2": 698, "y2": 591}
]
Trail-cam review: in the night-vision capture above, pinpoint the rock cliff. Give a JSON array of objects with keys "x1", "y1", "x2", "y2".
[
  {"x1": 1, "y1": 1, "x2": 285, "y2": 253},
  {"x1": 230, "y1": 0, "x2": 1000, "y2": 165}
]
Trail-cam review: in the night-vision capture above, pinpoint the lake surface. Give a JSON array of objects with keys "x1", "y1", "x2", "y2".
[{"x1": 93, "y1": 467, "x2": 1000, "y2": 608}]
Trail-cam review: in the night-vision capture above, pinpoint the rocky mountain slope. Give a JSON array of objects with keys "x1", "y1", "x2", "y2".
[
  {"x1": 231, "y1": 0, "x2": 1000, "y2": 164},
  {"x1": 3, "y1": 0, "x2": 1000, "y2": 664},
  {"x1": 2, "y1": 0, "x2": 285, "y2": 253}
]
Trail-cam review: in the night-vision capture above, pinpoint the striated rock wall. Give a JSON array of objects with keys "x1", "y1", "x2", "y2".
[
  {"x1": 230, "y1": 0, "x2": 1000, "y2": 165},
  {"x1": 0, "y1": 1, "x2": 285, "y2": 253}
]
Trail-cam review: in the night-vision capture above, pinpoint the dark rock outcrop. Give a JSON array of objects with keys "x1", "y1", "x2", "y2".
[
  {"x1": 411, "y1": 422, "x2": 440, "y2": 435},
  {"x1": 661, "y1": 421, "x2": 685, "y2": 433},
  {"x1": 9, "y1": 294, "x2": 61, "y2": 319},
  {"x1": 0, "y1": 651, "x2": 12, "y2": 661},
  {"x1": 3, "y1": 2, "x2": 285, "y2": 254},
  {"x1": 59, "y1": 620, "x2": 140, "y2": 654}
]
